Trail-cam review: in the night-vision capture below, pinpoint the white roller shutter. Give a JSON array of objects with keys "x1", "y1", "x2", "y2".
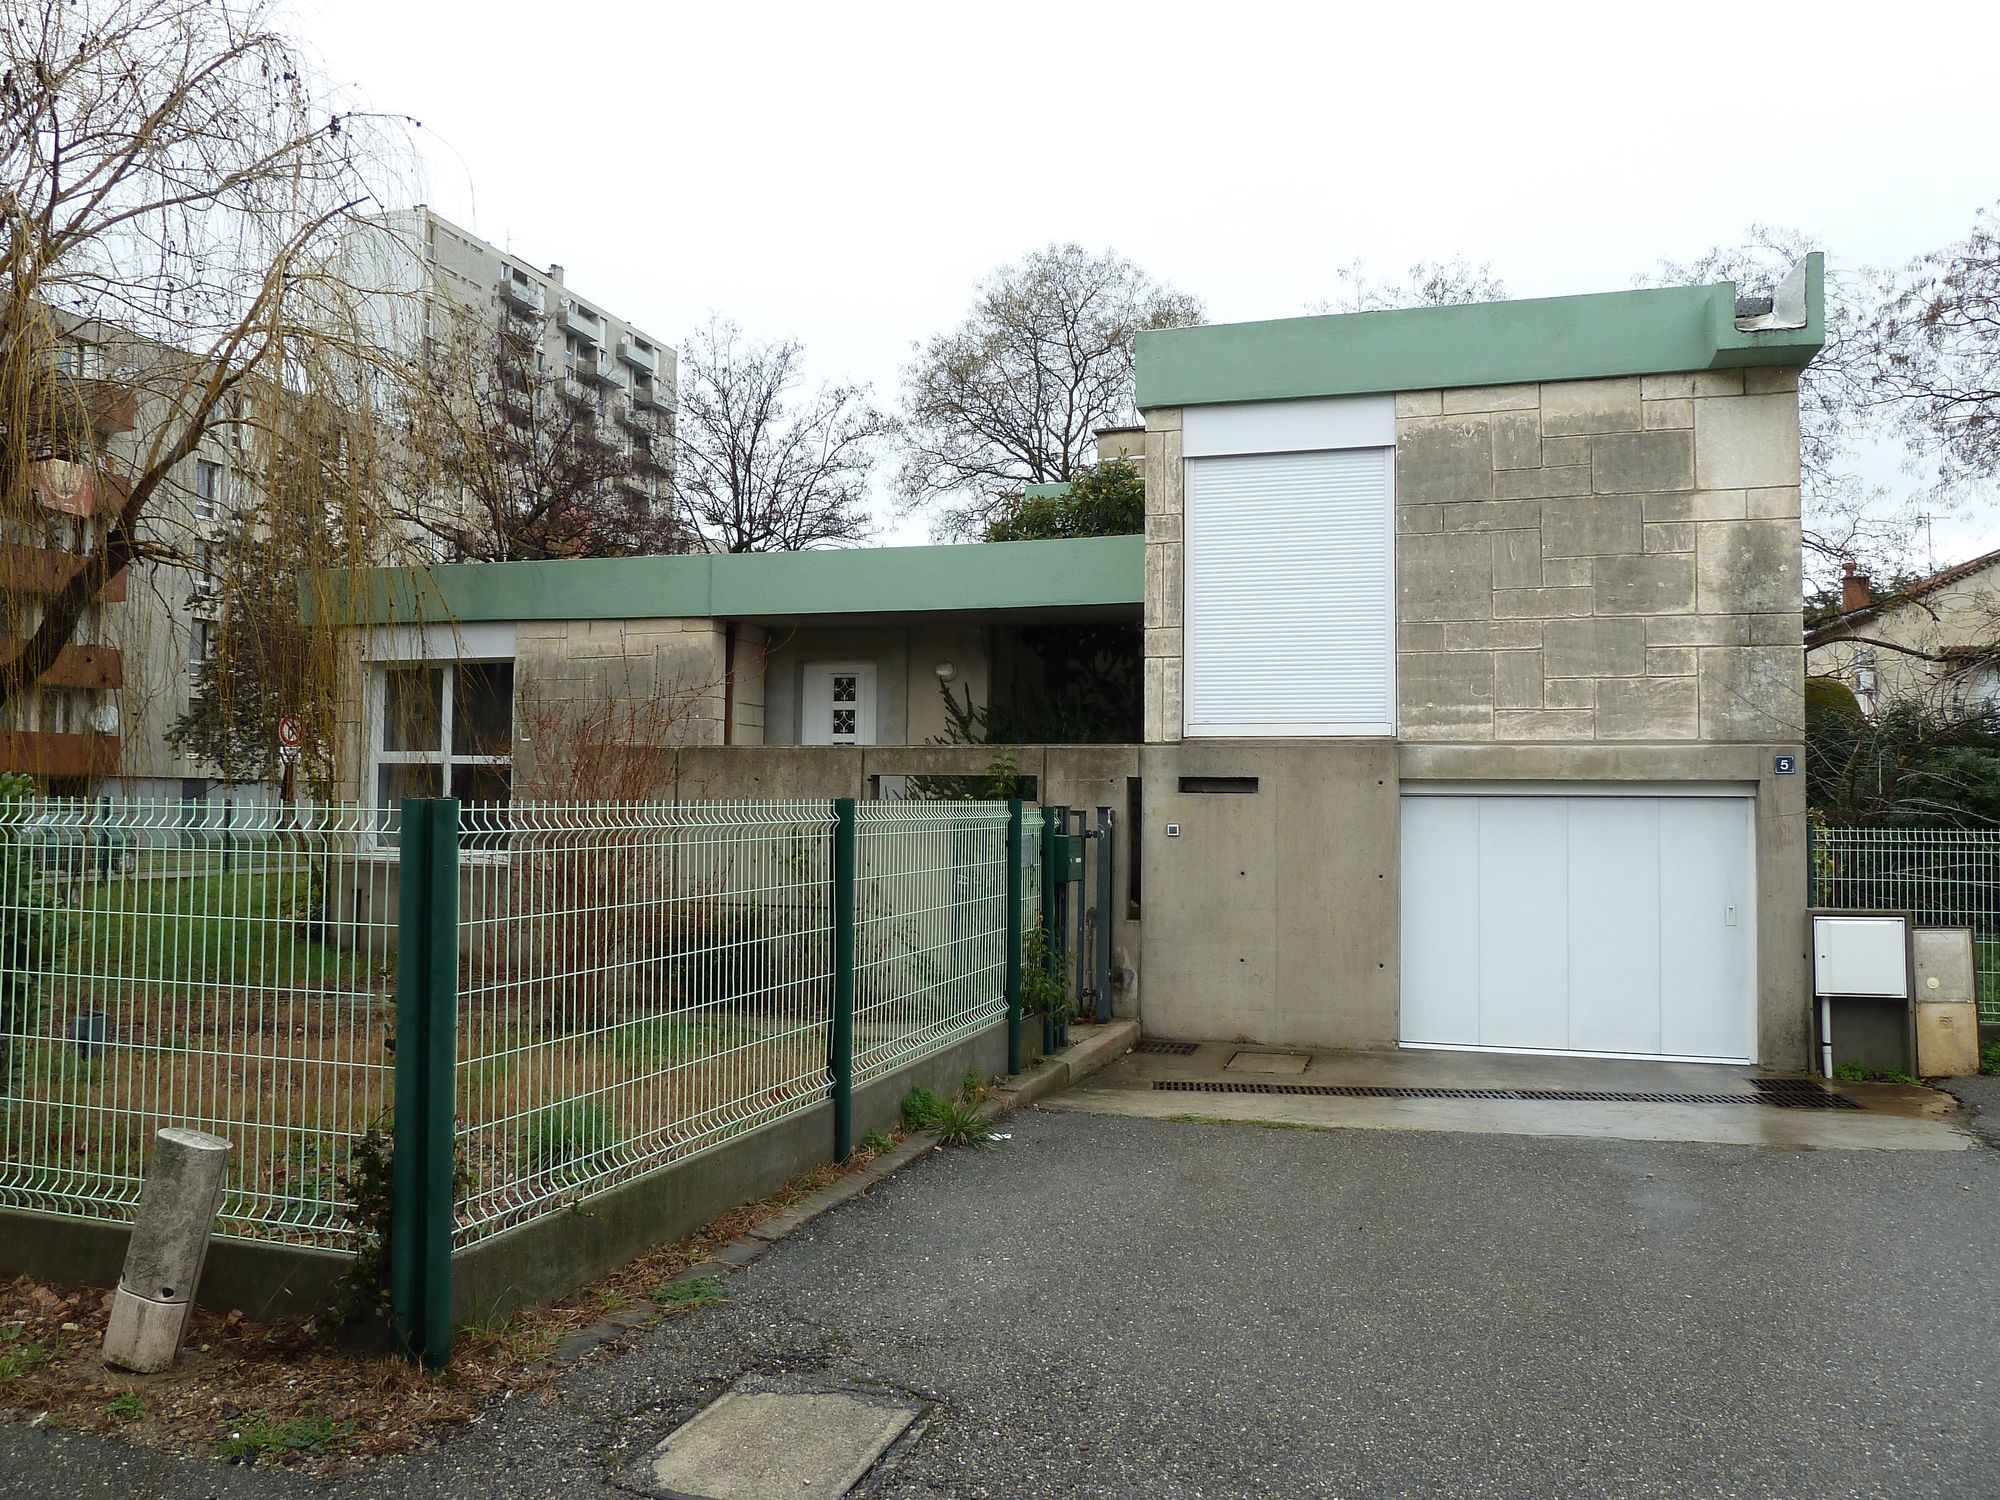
[{"x1": 1184, "y1": 447, "x2": 1394, "y2": 736}]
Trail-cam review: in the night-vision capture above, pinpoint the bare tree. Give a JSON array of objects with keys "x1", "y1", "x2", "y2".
[
  {"x1": 1871, "y1": 200, "x2": 2000, "y2": 511},
  {"x1": 675, "y1": 318, "x2": 887, "y2": 553},
  {"x1": 391, "y1": 304, "x2": 680, "y2": 561},
  {"x1": 0, "y1": 0, "x2": 414, "y2": 718},
  {"x1": 896, "y1": 244, "x2": 1202, "y2": 540},
  {"x1": 1312, "y1": 257, "x2": 1509, "y2": 313},
  {"x1": 1642, "y1": 228, "x2": 1917, "y2": 585}
]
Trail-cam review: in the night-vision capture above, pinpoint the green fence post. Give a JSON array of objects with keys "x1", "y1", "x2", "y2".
[
  {"x1": 1041, "y1": 805, "x2": 1059, "y2": 1056},
  {"x1": 389, "y1": 800, "x2": 429, "y2": 1364},
  {"x1": 1006, "y1": 799, "x2": 1024, "y2": 1075},
  {"x1": 389, "y1": 798, "x2": 459, "y2": 1371},
  {"x1": 831, "y1": 797, "x2": 857, "y2": 1159},
  {"x1": 419, "y1": 799, "x2": 458, "y2": 1369}
]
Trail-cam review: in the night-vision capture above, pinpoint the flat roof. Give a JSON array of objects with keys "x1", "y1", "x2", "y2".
[
  {"x1": 311, "y1": 534, "x2": 1145, "y2": 627},
  {"x1": 1136, "y1": 256, "x2": 1825, "y2": 409}
]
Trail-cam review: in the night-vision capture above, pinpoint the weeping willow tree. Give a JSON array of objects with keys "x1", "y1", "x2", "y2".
[{"x1": 0, "y1": 0, "x2": 422, "y2": 787}]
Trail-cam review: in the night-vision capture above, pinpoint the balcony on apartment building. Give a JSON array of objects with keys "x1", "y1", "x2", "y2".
[
  {"x1": 629, "y1": 378, "x2": 663, "y2": 411},
  {"x1": 566, "y1": 348, "x2": 627, "y2": 387},
  {"x1": 616, "y1": 337, "x2": 659, "y2": 376},
  {"x1": 0, "y1": 542, "x2": 128, "y2": 604},
  {"x1": 561, "y1": 302, "x2": 606, "y2": 344},
  {"x1": 0, "y1": 729, "x2": 119, "y2": 780},
  {"x1": 0, "y1": 641, "x2": 123, "y2": 692},
  {"x1": 559, "y1": 373, "x2": 599, "y2": 414},
  {"x1": 29, "y1": 376, "x2": 137, "y2": 454},
  {"x1": 34, "y1": 458, "x2": 132, "y2": 520},
  {"x1": 499, "y1": 274, "x2": 547, "y2": 317}
]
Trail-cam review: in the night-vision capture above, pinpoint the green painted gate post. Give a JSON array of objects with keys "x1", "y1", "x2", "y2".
[
  {"x1": 390, "y1": 798, "x2": 459, "y2": 1370},
  {"x1": 1040, "y1": 805, "x2": 1060, "y2": 1056},
  {"x1": 1005, "y1": 799, "x2": 1024, "y2": 1075},
  {"x1": 831, "y1": 797, "x2": 858, "y2": 1159}
]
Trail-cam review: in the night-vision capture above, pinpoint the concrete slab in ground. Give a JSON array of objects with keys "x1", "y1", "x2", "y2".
[
  {"x1": 635, "y1": 1378, "x2": 921, "y2": 1500},
  {"x1": 1222, "y1": 1049, "x2": 1309, "y2": 1074},
  {"x1": 1056, "y1": 1044, "x2": 1972, "y2": 1150}
]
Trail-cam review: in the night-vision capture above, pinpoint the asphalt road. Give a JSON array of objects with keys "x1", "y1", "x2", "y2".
[{"x1": 4, "y1": 1109, "x2": 1998, "y2": 1499}]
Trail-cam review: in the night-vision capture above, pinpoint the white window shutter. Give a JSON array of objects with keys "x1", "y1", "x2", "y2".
[{"x1": 1184, "y1": 448, "x2": 1394, "y2": 736}]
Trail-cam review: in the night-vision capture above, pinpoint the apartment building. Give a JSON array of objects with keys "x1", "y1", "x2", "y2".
[
  {"x1": 353, "y1": 207, "x2": 678, "y2": 556},
  {"x1": 3, "y1": 208, "x2": 677, "y2": 805}
]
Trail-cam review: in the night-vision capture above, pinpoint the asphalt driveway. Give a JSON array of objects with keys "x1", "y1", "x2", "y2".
[{"x1": 4, "y1": 1108, "x2": 1998, "y2": 1499}]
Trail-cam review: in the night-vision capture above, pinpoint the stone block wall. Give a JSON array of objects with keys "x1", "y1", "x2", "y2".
[
  {"x1": 1141, "y1": 408, "x2": 1185, "y2": 743},
  {"x1": 1142, "y1": 370, "x2": 1805, "y2": 745},
  {"x1": 1394, "y1": 371, "x2": 1801, "y2": 743},
  {"x1": 512, "y1": 618, "x2": 733, "y2": 791}
]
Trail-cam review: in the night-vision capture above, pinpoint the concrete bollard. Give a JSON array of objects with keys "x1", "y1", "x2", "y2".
[{"x1": 101, "y1": 1127, "x2": 232, "y2": 1373}]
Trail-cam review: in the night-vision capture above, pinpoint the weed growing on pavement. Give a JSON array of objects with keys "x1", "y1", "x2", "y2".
[
  {"x1": 0, "y1": 1329, "x2": 46, "y2": 1382},
  {"x1": 650, "y1": 1277, "x2": 727, "y2": 1309},
  {"x1": 862, "y1": 1128, "x2": 895, "y2": 1153},
  {"x1": 933, "y1": 1095, "x2": 996, "y2": 1148},
  {"x1": 900, "y1": 1087, "x2": 951, "y2": 1130},
  {"x1": 103, "y1": 1393, "x2": 145, "y2": 1420},
  {"x1": 1834, "y1": 1060, "x2": 1869, "y2": 1082},
  {"x1": 217, "y1": 1412, "x2": 356, "y2": 1464},
  {"x1": 1983, "y1": 1040, "x2": 2000, "y2": 1076}
]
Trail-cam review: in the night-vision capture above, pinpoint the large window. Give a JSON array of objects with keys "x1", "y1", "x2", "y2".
[{"x1": 372, "y1": 661, "x2": 514, "y2": 829}]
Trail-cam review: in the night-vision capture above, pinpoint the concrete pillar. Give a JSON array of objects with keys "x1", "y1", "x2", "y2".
[{"x1": 101, "y1": 1127, "x2": 231, "y2": 1373}]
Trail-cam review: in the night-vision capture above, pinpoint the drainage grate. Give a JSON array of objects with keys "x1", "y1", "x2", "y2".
[
  {"x1": 1750, "y1": 1077, "x2": 1864, "y2": 1110},
  {"x1": 1133, "y1": 1039, "x2": 1200, "y2": 1056},
  {"x1": 1151, "y1": 1081, "x2": 1757, "y2": 1104}
]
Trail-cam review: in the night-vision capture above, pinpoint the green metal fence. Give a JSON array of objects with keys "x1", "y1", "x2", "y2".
[
  {"x1": 1811, "y1": 825, "x2": 2000, "y2": 1021},
  {"x1": 0, "y1": 792, "x2": 1036, "y2": 1366},
  {"x1": 0, "y1": 798, "x2": 392, "y2": 1244}
]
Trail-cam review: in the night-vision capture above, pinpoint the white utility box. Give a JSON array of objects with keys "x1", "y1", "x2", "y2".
[{"x1": 1812, "y1": 915, "x2": 1911, "y2": 999}]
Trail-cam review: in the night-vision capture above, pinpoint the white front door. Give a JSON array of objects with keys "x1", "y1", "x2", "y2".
[
  {"x1": 802, "y1": 663, "x2": 876, "y2": 746},
  {"x1": 1399, "y1": 793, "x2": 1757, "y2": 1063}
]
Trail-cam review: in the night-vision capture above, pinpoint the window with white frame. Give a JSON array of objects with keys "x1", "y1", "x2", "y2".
[
  {"x1": 193, "y1": 460, "x2": 221, "y2": 520},
  {"x1": 187, "y1": 619, "x2": 214, "y2": 682},
  {"x1": 802, "y1": 663, "x2": 875, "y2": 745},
  {"x1": 371, "y1": 660, "x2": 515, "y2": 827}
]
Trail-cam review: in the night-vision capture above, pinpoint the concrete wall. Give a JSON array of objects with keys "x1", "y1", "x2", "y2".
[{"x1": 1138, "y1": 742, "x2": 1398, "y2": 1048}]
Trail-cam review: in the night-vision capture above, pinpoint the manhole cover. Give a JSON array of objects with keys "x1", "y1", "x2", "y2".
[
  {"x1": 635, "y1": 1378, "x2": 923, "y2": 1499},
  {"x1": 1224, "y1": 1050, "x2": 1311, "y2": 1075}
]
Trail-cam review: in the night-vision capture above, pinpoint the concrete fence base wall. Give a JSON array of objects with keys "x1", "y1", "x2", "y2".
[{"x1": 0, "y1": 1015, "x2": 1044, "y2": 1327}]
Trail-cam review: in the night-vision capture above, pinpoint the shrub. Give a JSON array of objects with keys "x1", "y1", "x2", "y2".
[
  {"x1": 521, "y1": 1101, "x2": 620, "y2": 1174},
  {"x1": 899, "y1": 1087, "x2": 951, "y2": 1131}
]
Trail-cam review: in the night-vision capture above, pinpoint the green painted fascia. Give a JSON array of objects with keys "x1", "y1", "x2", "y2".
[
  {"x1": 306, "y1": 535, "x2": 1145, "y2": 627},
  {"x1": 1135, "y1": 255, "x2": 1825, "y2": 408}
]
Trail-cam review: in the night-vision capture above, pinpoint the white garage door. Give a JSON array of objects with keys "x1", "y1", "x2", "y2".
[{"x1": 1400, "y1": 794, "x2": 1757, "y2": 1063}]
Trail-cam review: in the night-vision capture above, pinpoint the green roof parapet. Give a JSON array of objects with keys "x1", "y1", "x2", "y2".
[
  {"x1": 1136, "y1": 255, "x2": 1824, "y2": 409},
  {"x1": 306, "y1": 534, "x2": 1145, "y2": 628}
]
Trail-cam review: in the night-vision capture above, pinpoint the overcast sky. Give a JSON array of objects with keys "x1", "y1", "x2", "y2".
[{"x1": 302, "y1": 0, "x2": 1998, "y2": 558}]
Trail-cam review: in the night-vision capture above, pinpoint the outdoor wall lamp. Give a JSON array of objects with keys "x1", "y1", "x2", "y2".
[{"x1": 935, "y1": 660, "x2": 957, "y2": 682}]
